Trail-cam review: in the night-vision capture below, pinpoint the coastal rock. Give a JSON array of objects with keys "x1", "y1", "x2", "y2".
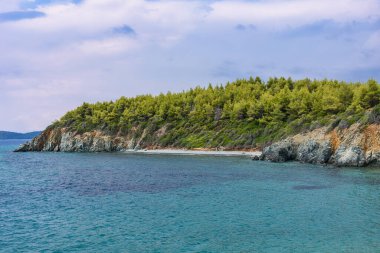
[
  {"x1": 260, "y1": 123, "x2": 380, "y2": 167},
  {"x1": 364, "y1": 151, "x2": 380, "y2": 166},
  {"x1": 15, "y1": 141, "x2": 32, "y2": 152},
  {"x1": 296, "y1": 140, "x2": 332, "y2": 164},
  {"x1": 127, "y1": 138, "x2": 136, "y2": 150},
  {"x1": 261, "y1": 139, "x2": 332, "y2": 164},
  {"x1": 59, "y1": 132, "x2": 75, "y2": 151},
  {"x1": 14, "y1": 120, "x2": 380, "y2": 168},
  {"x1": 261, "y1": 139, "x2": 297, "y2": 162},
  {"x1": 15, "y1": 127, "x2": 61, "y2": 152},
  {"x1": 332, "y1": 145, "x2": 366, "y2": 167},
  {"x1": 90, "y1": 137, "x2": 110, "y2": 152},
  {"x1": 251, "y1": 155, "x2": 260, "y2": 161},
  {"x1": 15, "y1": 127, "x2": 156, "y2": 152}
]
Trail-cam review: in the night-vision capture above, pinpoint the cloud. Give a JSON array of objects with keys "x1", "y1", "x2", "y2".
[
  {"x1": 283, "y1": 19, "x2": 334, "y2": 36},
  {"x1": 0, "y1": 1, "x2": 22, "y2": 12},
  {"x1": 76, "y1": 37, "x2": 140, "y2": 55},
  {"x1": 235, "y1": 24, "x2": 256, "y2": 31},
  {"x1": 20, "y1": 0, "x2": 83, "y2": 9},
  {"x1": 208, "y1": 0, "x2": 380, "y2": 29},
  {"x1": 113, "y1": 25, "x2": 136, "y2": 35},
  {"x1": 0, "y1": 11, "x2": 45, "y2": 22},
  {"x1": 280, "y1": 18, "x2": 380, "y2": 40},
  {"x1": 0, "y1": 0, "x2": 379, "y2": 131}
]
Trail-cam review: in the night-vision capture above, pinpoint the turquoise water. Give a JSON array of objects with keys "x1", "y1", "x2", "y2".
[{"x1": 1, "y1": 140, "x2": 380, "y2": 252}]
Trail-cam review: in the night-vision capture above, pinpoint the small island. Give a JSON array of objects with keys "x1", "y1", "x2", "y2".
[{"x1": 16, "y1": 77, "x2": 380, "y2": 167}]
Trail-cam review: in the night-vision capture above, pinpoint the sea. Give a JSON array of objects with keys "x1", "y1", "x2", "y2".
[{"x1": 1, "y1": 139, "x2": 379, "y2": 252}]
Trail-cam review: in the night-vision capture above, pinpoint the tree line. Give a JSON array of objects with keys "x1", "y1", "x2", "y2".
[{"x1": 53, "y1": 77, "x2": 380, "y2": 148}]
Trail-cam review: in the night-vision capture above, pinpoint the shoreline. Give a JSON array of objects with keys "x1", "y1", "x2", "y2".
[{"x1": 124, "y1": 149, "x2": 262, "y2": 157}]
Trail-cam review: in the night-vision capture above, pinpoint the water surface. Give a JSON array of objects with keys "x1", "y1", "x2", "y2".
[{"x1": 1, "y1": 140, "x2": 379, "y2": 252}]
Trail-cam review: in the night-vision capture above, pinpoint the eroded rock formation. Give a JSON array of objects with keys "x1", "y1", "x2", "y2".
[{"x1": 260, "y1": 123, "x2": 380, "y2": 167}]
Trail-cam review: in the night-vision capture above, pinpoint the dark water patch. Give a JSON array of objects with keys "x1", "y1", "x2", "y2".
[
  {"x1": 292, "y1": 185, "x2": 332, "y2": 190},
  {"x1": 54, "y1": 169, "x2": 252, "y2": 196},
  {"x1": 54, "y1": 179, "x2": 197, "y2": 196}
]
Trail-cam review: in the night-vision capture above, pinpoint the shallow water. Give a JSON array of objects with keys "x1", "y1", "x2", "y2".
[{"x1": 1, "y1": 140, "x2": 379, "y2": 252}]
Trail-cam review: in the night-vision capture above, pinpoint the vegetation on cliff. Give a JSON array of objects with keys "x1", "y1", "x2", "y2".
[{"x1": 51, "y1": 77, "x2": 380, "y2": 149}]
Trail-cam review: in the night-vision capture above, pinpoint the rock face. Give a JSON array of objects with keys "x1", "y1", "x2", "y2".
[
  {"x1": 261, "y1": 123, "x2": 380, "y2": 167},
  {"x1": 261, "y1": 140, "x2": 296, "y2": 162},
  {"x1": 332, "y1": 146, "x2": 366, "y2": 167},
  {"x1": 296, "y1": 140, "x2": 332, "y2": 164},
  {"x1": 15, "y1": 121, "x2": 380, "y2": 167},
  {"x1": 14, "y1": 126, "x2": 164, "y2": 152}
]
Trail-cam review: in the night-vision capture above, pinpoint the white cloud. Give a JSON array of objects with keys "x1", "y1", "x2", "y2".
[
  {"x1": 76, "y1": 37, "x2": 139, "y2": 55},
  {"x1": 0, "y1": 0, "x2": 379, "y2": 131},
  {"x1": 208, "y1": 0, "x2": 380, "y2": 29},
  {"x1": 0, "y1": 0, "x2": 22, "y2": 12}
]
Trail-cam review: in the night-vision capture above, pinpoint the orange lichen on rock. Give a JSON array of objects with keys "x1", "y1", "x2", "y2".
[
  {"x1": 362, "y1": 124, "x2": 380, "y2": 152},
  {"x1": 329, "y1": 130, "x2": 340, "y2": 153}
]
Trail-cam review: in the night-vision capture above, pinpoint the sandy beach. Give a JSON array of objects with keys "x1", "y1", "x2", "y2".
[{"x1": 124, "y1": 149, "x2": 262, "y2": 157}]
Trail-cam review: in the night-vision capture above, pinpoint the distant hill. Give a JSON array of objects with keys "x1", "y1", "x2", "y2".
[{"x1": 0, "y1": 131, "x2": 41, "y2": 139}]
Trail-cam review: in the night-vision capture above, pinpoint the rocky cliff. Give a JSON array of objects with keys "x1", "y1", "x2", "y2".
[
  {"x1": 14, "y1": 126, "x2": 164, "y2": 152},
  {"x1": 260, "y1": 123, "x2": 380, "y2": 167},
  {"x1": 15, "y1": 122, "x2": 380, "y2": 167}
]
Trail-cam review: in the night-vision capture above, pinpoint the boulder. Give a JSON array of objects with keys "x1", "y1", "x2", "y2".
[
  {"x1": 365, "y1": 151, "x2": 380, "y2": 166},
  {"x1": 251, "y1": 155, "x2": 260, "y2": 161},
  {"x1": 332, "y1": 145, "x2": 366, "y2": 167},
  {"x1": 296, "y1": 140, "x2": 332, "y2": 164},
  {"x1": 261, "y1": 140, "x2": 297, "y2": 162},
  {"x1": 14, "y1": 142, "x2": 32, "y2": 152}
]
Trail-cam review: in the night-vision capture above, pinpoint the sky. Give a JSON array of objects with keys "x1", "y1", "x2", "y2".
[{"x1": 1, "y1": 0, "x2": 380, "y2": 132}]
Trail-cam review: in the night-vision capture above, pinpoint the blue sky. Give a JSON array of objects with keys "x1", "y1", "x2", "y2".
[{"x1": 1, "y1": 0, "x2": 380, "y2": 131}]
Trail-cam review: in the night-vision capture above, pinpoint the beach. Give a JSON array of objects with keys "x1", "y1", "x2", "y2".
[{"x1": 124, "y1": 149, "x2": 262, "y2": 157}]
